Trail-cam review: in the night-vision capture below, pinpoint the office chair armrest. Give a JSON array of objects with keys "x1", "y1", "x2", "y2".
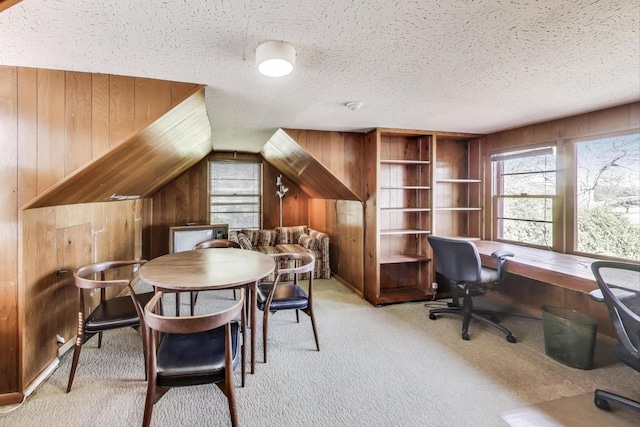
[
  {"x1": 491, "y1": 250, "x2": 514, "y2": 279},
  {"x1": 491, "y1": 250, "x2": 514, "y2": 260}
]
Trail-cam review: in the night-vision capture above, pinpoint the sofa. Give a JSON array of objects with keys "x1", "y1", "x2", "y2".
[{"x1": 228, "y1": 225, "x2": 330, "y2": 279}]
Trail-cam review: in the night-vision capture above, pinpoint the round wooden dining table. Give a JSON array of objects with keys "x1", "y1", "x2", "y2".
[{"x1": 139, "y1": 248, "x2": 275, "y2": 375}]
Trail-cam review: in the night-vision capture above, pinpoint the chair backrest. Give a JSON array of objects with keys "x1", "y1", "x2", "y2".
[
  {"x1": 591, "y1": 261, "x2": 640, "y2": 361},
  {"x1": 193, "y1": 239, "x2": 241, "y2": 250},
  {"x1": 427, "y1": 236, "x2": 482, "y2": 283},
  {"x1": 143, "y1": 289, "x2": 245, "y2": 335},
  {"x1": 74, "y1": 260, "x2": 147, "y2": 289},
  {"x1": 271, "y1": 252, "x2": 315, "y2": 284}
]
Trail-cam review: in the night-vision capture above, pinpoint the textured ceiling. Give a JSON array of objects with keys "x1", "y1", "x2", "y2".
[{"x1": 0, "y1": 0, "x2": 638, "y2": 153}]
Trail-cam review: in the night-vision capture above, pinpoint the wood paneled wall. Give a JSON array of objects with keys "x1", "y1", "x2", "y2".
[
  {"x1": 21, "y1": 200, "x2": 150, "y2": 387},
  {"x1": 0, "y1": 65, "x2": 198, "y2": 400},
  {"x1": 149, "y1": 151, "x2": 310, "y2": 255},
  {"x1": 483, "y1": 101, "x2": 640, "y2": 332},
  {"x1": 150, "y1": 130, "x2": 367, "y2": 290},
  {"x1": 263, "y1": 162, "x2": 309, "y2": 229},
  {"x1": 283, "y1": 130, "x2": 366, "y2": 292},
  {"x1": 484, "y1": 101, "x2": 640, "y2": 241},
  {"x1": 0, "y1": 67, "x2": 19, "y2": 399},
  {"x1": 485, "y1": 102, "x2": 639, "y2": 153},
  {"x1": 150, "y1": 157, "x2": 210, "y2": 258},
  {"x1": 284, "y1": 129, "x2": 366, "y2": 199}
]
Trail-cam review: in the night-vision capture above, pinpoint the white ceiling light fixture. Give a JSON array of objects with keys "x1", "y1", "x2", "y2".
[
  {"x1": 256, "y1": 40, "x2": 296, "y2": 77},
  {"x1": 345, "y1": 101, "x2": 364, "y2": 111}
]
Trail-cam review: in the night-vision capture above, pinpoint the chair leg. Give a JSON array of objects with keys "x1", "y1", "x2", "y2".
[
  {"x1": 226, "y1": 377, "x2": 239, "y2": 427},
  {"x1": 595, "y1": 389, "x2": 640, "y2": 413},
  {"x1": 142, "y1": 380, "x2": 158, "y2": 427},
  {"x1": 306, "y1": 306, "x2": 320, "y2": 351},
  {"x1": 134, "y1": 326, "x2": 148, "y2": 381},
  {"x1": 190, "y1": 291, "x2": 197, "y2": 316},
  {"x1": 470, "y1": 312, "x2": 516, "y2": 342},
  {"x1": 66, "y1": 342, "x2": 82, "y2": 393},
  {"x1": 461, "y1": 292, "x2": 473, "y2": 341},
  {"x1": 97, "y1": 331, "x2": 103, "y2": 348},
  {"x1": 429, "y1": 286, "x2": 516, "y2": 343},
  {"x1": 295, "y1": 309, "x2": 300, "y2": 323},
  {"x1": 263, "y1": 309, "x2": 270, "y2": 363},
  {"x1": 175, "y1": 292, "x2": 180, "y2": 316},
  {"x1": 241, "y1": 308, "x2": 246, "y2": 387},
  {"x1": 233, "y1": 289, "x2": 237, "y2": 300}
]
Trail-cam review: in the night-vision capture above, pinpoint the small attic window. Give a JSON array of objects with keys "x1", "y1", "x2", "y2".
[{"x1": 209, "y1": 161, "x2": 262, "y2": 230}]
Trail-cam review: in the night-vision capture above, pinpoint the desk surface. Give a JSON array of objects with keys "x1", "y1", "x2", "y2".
[
  {"x1": 139, "y1": 248, "x2": 275, "y2": 290},
  {"x1": 475, "y1": 241, "x2": 598, "y2": 293}
]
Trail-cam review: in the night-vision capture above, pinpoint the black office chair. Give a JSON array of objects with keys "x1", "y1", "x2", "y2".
[
  {"x1": 427, "y1": 236, "x2": 516, "y2": 343},
  {"x1": 590, "y1": 261, "x2": 640, "y2": 413}
]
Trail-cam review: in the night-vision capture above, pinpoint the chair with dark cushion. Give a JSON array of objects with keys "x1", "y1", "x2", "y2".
[
  {"x1": 141, "y1": 289, "x2": 245, "y2": 427},
  {"x1": 256, "y1": 252, "x2": 319, "y2": 363},
  {"x1": 427, "y1": 236, "x2": 516, "y2": 343},
  {"x1": 67, "y1": 260, "x2": 154, "y2": 392},
  {"x1": 590, "y1": 261, "x2": 640, "y2": 413},
  {"x1": 191, "y1": 239, "x2": 242, "y2": 309}
]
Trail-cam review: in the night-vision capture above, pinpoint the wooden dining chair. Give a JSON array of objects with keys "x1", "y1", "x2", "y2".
[
  {"x1": 67, "y1": 260, "x2": 154, "y2": 392},
  {"x1": 256, "y1": 252, "x2": 319, "y2": 363},
  {"x1": 190, "y1": 239, "x2": 242, "y2": 311},
  {"x1": 141, "y1": 289, "x2": 245, "y2": 427}
]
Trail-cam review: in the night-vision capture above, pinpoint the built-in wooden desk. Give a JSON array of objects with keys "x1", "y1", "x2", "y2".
[{"x1": 474, "y1": 241, "x2": 599, "y2": 294}]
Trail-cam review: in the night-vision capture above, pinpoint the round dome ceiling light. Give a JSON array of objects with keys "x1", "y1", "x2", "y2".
[
  {"x1": 256, "y1": 41, "x2": 296, "y2": 77},
  {"x1": 345, "y1": 101, "x2": 364, "y2": 111}
]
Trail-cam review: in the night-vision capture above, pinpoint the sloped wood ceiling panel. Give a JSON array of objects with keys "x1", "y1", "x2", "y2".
[
  {"x1": 260, "y1": 128, "x2": 361, "y2": 201},
  {"x1": 0, "y1": 0, "x2": 21, "y2": 13},
  {"x1": 23, "y1": 87, "x2": 211, "y2": 209}
]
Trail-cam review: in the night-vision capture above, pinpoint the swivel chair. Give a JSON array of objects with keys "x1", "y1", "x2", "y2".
[
  {"x1": 590, "y1": 261, "x2": 640, "y2": 413},
  {"x1": 427, "y1": 236, "x2": 516, "y2": 343}
]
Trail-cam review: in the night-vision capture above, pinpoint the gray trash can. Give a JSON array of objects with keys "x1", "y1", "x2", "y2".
[{"x1": 541, "y1": 306, "x2": 598, "y2": 370}]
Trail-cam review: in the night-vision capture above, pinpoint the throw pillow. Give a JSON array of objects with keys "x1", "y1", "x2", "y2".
[
  {"x1": 259, "y1": 229, "x2": 278, "y2": 246},
  {"x1": 237, "y1": 233, "x2": 253, "y2": 250},
  {"x1": 242, "y1": 229, "x2": 259, "y2": 245},
  {"x1": 277, "y1": 225, "x2": 308, "y2": 244},
  {"x1": 298, "y1": 233, "x2": 319, "y2": 251}
]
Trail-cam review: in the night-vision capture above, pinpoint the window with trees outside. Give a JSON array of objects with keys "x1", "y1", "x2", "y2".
[
  {"x1": 209, "y1": 161, "x2": 262, "y2": 230},
  {"x1": 492, "y1": 146, "x2": 557, "y2": 248},
  {"x1": 575, "y1": 133, "x2": 640, "y2": 260},
  {"x1": 491, "y1": 130, "x2": 640, "y2": 262}
]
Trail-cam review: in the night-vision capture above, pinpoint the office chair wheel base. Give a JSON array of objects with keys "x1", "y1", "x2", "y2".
[
  {"x1": 506, "y1": 334, "x2": 516, "y2": 343},
  {"x1": 594, "y1": 396, "x2": 610, "y2": 411},
  {"x1": 429, "y1": 313, "x2": 437, "y2": 320},
  {"x1": 461, "y1": 332, "x2": 470, "y2": 340}
]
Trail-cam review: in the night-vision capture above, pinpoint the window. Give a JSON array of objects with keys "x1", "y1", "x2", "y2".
[
  {"x1": 575, "y1": 133, "x2": 640, "y2": 260},
  {"x1": 492, "y1": 146, "x2": 557, "y2": 247},
  {"x1": 209, "y1": 161, "x2": 261, "y2": 230}
]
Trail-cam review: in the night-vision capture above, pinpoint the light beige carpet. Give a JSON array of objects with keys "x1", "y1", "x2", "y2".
[
  {"x1": 1, "y1": 278, "x2": 639, "y2": 426},
  {"x1": 500, "y1": 393, "x2": 639, "y2": 427}
]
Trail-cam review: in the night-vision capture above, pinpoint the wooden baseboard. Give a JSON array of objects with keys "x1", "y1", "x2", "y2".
[
  {"x1": 57, "y1": 338, "x2": 75, "y2": 357},
  {"x1": 0, "y1": 392, "x2": 23, "y2": 407},
  {"x1": 332, "y1": 274, "x2": 363, "y2": 298}
]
